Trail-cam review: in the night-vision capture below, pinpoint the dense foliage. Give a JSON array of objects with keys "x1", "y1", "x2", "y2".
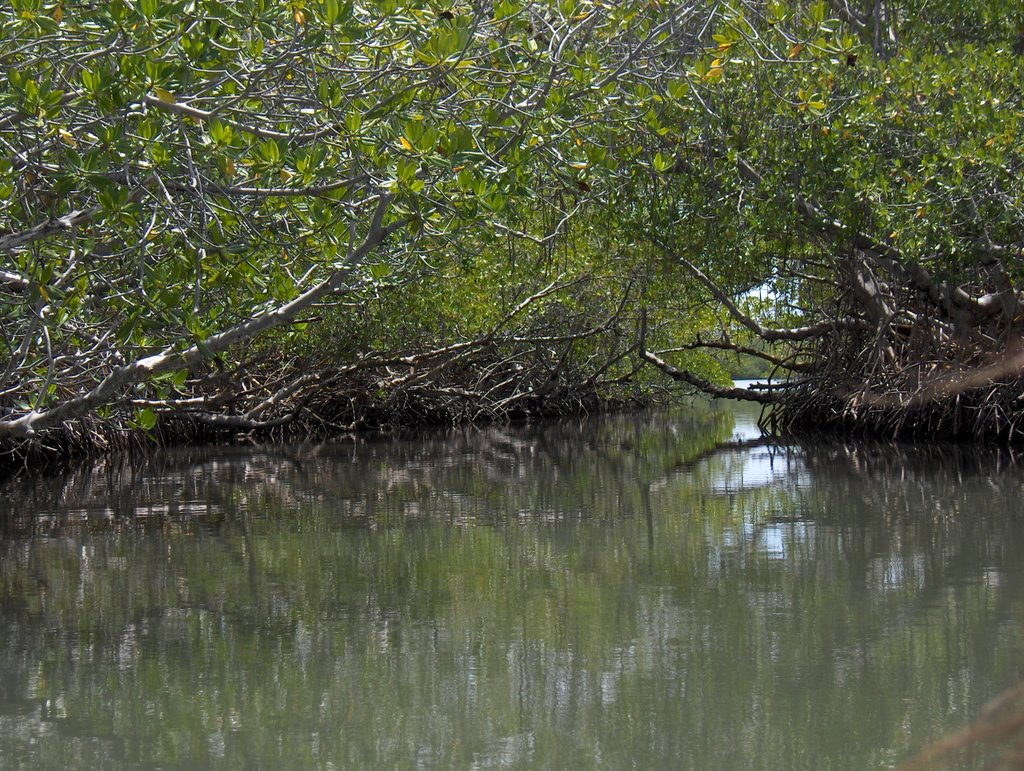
[
  {"x1": 633, "y1": 1, "x2": 1024, "y2": 439},
  {"x1": 2, "y1": 0, "x2": 1023, "y2": 463},
  {"x1": 2, "y1": 0, "x2": 703, "y2": 456}
]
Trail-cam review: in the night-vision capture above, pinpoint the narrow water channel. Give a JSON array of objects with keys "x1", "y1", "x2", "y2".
[{"x1": 1, "y1": 400, "x2": 1022, "y2": 768}]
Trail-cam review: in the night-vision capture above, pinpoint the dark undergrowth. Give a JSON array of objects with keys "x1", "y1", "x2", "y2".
[
  {"x1": 764, "y1": 377, "x2": 1024, "y2": 445},
  {"x1": 0, "y1": 376, "x2": 649, "y2": 482}
]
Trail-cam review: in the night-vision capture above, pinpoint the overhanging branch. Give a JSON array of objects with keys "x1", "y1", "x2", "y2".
[
  {"x1": 638, "y1": 311, "x2": 781, "y2": 404},
  {"x1": 663, "y1": 247, "x2": 866, "y2": 341}
]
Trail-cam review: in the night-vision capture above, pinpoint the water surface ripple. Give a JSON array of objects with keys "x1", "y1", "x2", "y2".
[{"x1": 1, "y1": 401, "x2": 1022, "y2": 769}]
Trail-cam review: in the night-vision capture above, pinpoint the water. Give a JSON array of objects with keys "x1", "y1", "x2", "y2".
[{"x1": 1, "y1": 400, "x2": 1023, "y2": 769}]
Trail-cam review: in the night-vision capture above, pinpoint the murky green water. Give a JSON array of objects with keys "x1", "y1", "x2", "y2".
[{"x1": 1, "y1": 401, "x2": 1023, "y2": 769}]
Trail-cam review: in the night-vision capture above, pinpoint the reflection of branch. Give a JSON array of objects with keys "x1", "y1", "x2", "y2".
[
  {"x1": 645, "y1": 435, "x2": 778, "y2": 493},
  {"x1": 668, "y1": 436, "x2": 773, "y2": 474}
]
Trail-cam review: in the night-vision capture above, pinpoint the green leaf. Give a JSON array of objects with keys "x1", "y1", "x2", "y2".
[
  {"x1": 209, "y1": 119, "x2": 233, "y2": 145},
  {"x1": 652, "y1": 152, "x2": 673, "y2": 173},
  {"x1": 259, "y1": 140, "x2": 281, "y2": 164},
  {"x1": 135, "y1": 408, "x2": 157, "y2": 430}
]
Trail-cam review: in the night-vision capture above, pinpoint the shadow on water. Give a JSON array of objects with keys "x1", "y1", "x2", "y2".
[{"x1": 1, "y1": 399, "x2": 1023, "y2": 769}]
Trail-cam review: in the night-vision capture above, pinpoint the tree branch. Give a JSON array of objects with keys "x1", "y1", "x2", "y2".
[
  {"x1": 638, "y1": 311, "x2": 781, "y2": 404},
  {"x1": 0, "y1": 196, "x2": 403, "y2": 438},
  {"x1": 664, "y1": 246, "x2": 865, "y2": 341},
  {"x1": 0, "y1": 271, "x2": 30, "y2": 292},
  {"x1": 736, "y1": 157, "x2": 1012, "y2": 323},
  {"x1": 662, "y1": 337, "x2": 813, "y2": 372},
  {"x1": 0, "y1": 177, "x2": 154, "y2": 255},
  {"x1": 640, "y1": 347, "x2": 780, "y2": 404}
]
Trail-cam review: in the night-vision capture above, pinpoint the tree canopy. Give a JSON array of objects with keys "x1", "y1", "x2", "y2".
[{"x1": 2, "y1": 0, "x2": 1023, "y2": 462}]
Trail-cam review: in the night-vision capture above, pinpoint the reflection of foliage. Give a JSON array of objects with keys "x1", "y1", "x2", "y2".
[{"x1": 2, "y1": 405, "x2": 1024, "y2": 767}]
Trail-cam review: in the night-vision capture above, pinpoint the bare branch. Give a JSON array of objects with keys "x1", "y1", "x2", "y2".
[
  {"x1": 640, "y1": 346, "x2": 780, "y2": 404},
  {"x1": 663, "y1": 337, "x2": 813, "y2": 372},
  {"x1": 0, "y1": 270, "x2": 30, "y2": 292}
]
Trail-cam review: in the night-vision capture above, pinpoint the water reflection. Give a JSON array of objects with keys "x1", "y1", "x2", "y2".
[{"x1": 1, "y1": 401, "x2": 1023, "y2": 768}]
